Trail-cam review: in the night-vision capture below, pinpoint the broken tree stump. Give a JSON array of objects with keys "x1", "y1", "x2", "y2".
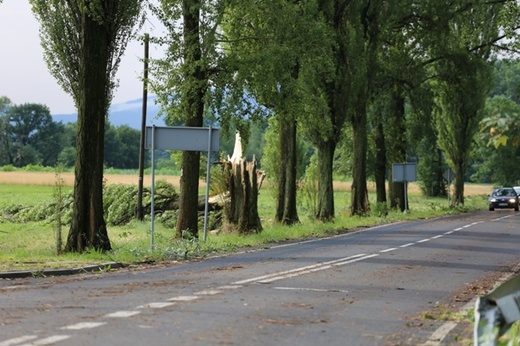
[{"x1": 223, "y1": 132, "x2": 263, "y2": 234}]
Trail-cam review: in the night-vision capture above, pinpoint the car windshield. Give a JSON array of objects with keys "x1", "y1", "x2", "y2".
[{"x1": 492, "y1": 188, "x2": 516, "y2": 197}]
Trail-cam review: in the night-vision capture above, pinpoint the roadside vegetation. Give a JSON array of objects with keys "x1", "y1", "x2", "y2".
[{"x1": 0, "y1": 169, "x2": 490, "y2": 273}]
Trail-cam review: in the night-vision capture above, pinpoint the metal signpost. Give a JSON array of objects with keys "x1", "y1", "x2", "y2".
[
  {"x1": 392, "y1": 162, "x2": 417, "y2": 213},
  {"x1": 145, "y1": 125, "x2": 220, "y2": 249}
]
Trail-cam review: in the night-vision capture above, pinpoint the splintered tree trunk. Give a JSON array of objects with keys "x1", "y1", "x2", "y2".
[{"x1": 225, "y1": 159, "x2": 262, "y2": 234}]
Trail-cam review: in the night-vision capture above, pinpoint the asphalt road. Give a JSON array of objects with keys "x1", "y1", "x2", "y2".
[{"x1": 1, "y1": 211, "x2": 520, "y2": 346}]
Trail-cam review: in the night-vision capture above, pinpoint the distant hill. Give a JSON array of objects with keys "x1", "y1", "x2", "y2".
[{"x1": 52, "y1": 96, "x2": 165, "y2": 129}]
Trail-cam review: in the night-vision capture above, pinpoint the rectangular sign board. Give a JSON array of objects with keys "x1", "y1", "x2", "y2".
[
  {"x1": 392, "y1": 162, "x2": 417, "y2": 182},
  {"x1": 145, "y1": 126, "x2": 220, "y2": 151}
]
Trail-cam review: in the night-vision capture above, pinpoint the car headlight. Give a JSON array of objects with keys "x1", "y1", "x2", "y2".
[
  {"x1": 490, "y1": 198, "x2": 497, "y2": 202},
  {"x1": 510, "y1": 198, "x2": 517, "y2": 203}
]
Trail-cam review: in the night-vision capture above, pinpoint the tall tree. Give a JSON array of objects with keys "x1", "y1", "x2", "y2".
[
  {"x1": 0, "y1": 97, "x2": 12, "y2": 165},
  {"x1": 0, "y1": 103, "x2": 64, "y2": 167},
  {"x1": 430, "y1": 1, "x2": 500, "y2": 205},
  {"x1": 31, "y1": 0, "x2": 143, "y2": 251},
  {"x1": 152, "y1": 0, "x2": 225, "y2": 238},
  {"x1": 309, "y1": 0, "x2": 387, "y2": 218},
  {"x1": 223, "y1": 0, "x2": 330, "y2": 225}
]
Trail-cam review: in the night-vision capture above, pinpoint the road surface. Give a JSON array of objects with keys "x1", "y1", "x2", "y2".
[{"x1": 1, "y1": 211, "x2": 519, "y2": 345}]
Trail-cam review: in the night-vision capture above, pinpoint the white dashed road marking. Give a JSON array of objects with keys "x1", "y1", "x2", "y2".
[
  {"x1": 168, "y1": 295, "x2": 199, "y2": 302},
  {"x1": 0, "y1": 336, "x2": 38, "y2": 346},
  {"x1": 273, "y1": 287, "x2": 349, "y2": 293},
  {"x1": 104, "y1": 310, "x2": 141, "y2": 318},
  {"x1": 137, "y1": 302, "x2": 175, "y2": 309},
  {"x1": 19, "y1": 335, "x2": 70, "y2": 346},
  {"x1": 61, "y1": 322, "x2": 106, "y2": 330}
]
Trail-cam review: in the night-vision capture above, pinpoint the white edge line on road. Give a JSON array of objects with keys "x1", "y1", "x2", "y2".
[
  {"x1": 417, "y1": 239, "x2": 430, "y2": 243},
  {"x1": 431, "y1": 235, "x2": 443, "y2": 239},
  {"x1": 380, "y1": 248, "x2": 398, "y2": 253},
  {"x1": 420, "y1": 262, "x2": 520, "y2": 346},
  {"x1": 400, "y1": 243, "x2": 414, "y2": 248},
  {"x1": 258, "y1": 254, "x2": 380, "y2": 284},
  {"x1": 420, "y1": 321, "x2": 458, "y2": 346},
  {"x1": 233, "y1": 254, "x2": 367, "y2": 285}
]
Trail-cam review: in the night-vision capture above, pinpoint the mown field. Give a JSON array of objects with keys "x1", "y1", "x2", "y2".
[
  {"x1": 0, "y1": 170, "x2": 492, "y2": 194},
  {"x1": 0, "y1": 171, "x2": 491, "y2": 273}
]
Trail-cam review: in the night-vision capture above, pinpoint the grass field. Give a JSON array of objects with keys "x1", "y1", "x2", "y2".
[
  {"x1": 0, "y1": 171, "x2": 491, "y2": 273},
  {"x1": 0, "y1": 170, "x2": 492, "y2": 194}
]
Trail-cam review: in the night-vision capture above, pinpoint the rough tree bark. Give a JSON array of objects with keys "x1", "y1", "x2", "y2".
[
  {"x1": 224, "y1": 133, "x2": 262, "y2": 234},
  {"x1": 275, "y1": 116, "x2": 299, "y2": 225},
  {"x1": 175, "y1": 0, "x2": 206, "y2": 238},
  {"x1": 66, "y1": 7, "x2": 110, "y2": 251}
]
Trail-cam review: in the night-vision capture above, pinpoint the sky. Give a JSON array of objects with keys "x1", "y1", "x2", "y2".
[{"x1": 0, "y1": 0, "x2": 164, "y2": 115}]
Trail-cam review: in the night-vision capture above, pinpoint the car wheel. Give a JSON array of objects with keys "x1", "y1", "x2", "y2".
[
  {"x1": 489, "y1": 207, "x2": 495, "y2": 211},
  {"x1": 515, "y1": 205, "x2": 519, "y2": 212}
]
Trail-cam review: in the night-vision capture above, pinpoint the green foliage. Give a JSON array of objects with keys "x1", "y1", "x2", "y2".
[
  {"x1": 372, "y1": 202, "x2": 389, "y2": 217},
  {"x1": 0, "y1": 103, "x2": 65, "y2": 167},
  {"x1": 299, "y1": 153, "x2": 319, "y2": 218},
  {"x1": 0, "y1": 164, "x2": 16, "y2": 172}
]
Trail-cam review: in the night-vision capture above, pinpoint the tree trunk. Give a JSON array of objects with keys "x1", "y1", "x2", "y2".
[
  {"x1": 225, "y1": 159, "x2": 262, "y2": 234},
  {"x1": 276, "y1": 116, "x2": 299, "y2": 225},
  {"x1": 388, "y1": 93, "x2": 407, "y2": 212},
  {"x1": 176, "y1": 0, "x2": 206, "y2": 238},
  {"x1": 351, "y1": 110, "x2": 369, "y2": 216},
  {"x1": 282, "y1": 117, "x2": 299, "y2": 225},
  {"x1": 316, "y1": 138, "x2": 335, "y2": 221},
  {"x1": 176, "y1": 151, "x2": 202, "y2": 238},
  {"x1": 452, "y1": 160, "x2": 465, "y2": 205},
  {"x1": 66, "y1": 8, "x2": 110, "y2": 252},
  {"x1": 374, "y1": 121, "x2": 386, "y2": 205},
  {"x1": 275, "y1": 118, "x2": 287, "y2": 223}
]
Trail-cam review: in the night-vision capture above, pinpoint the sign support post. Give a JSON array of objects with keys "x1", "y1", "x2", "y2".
[
  {"x1": 145, "y1": 126, "x2": 220, "y2": 250},
  {"x1": 392, "y1": 162, "x2": 417, "y2": 213}
]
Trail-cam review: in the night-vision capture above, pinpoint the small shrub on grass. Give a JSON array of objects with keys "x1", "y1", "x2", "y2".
[
  {"x1": 372, "y1": 202, "x2": 388, "y2": 217},
  {"x1": 0, "y1": 164, "x2": 16, "y2": 172}
]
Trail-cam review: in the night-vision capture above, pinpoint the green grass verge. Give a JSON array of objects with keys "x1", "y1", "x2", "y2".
[{"x1": 0, "y1": 181, "x2": 489, "y2": 272}]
